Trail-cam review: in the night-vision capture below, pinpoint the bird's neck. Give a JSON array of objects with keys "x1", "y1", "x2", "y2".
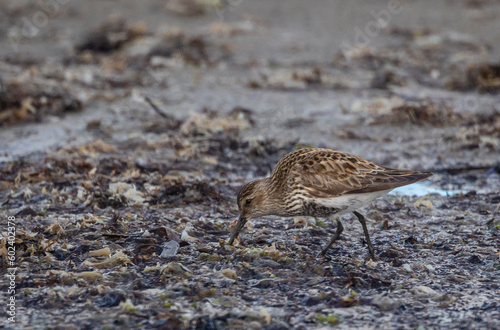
[{"x1": 261, "y1": 177, "x2": 288, "y2": 216}]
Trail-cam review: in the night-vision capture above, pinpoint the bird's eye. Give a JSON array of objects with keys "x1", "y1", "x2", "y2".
[{"x1": 245, "y1": 199, "x2": 252, "y2": 205}]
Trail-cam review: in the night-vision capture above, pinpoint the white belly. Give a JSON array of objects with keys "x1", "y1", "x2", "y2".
[{"x1": 312, "y1": 189, "x2": 392, "y2": 215}]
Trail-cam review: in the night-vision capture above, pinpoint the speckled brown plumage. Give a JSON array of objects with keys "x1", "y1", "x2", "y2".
[
  {"x1": 271, "y1": 148, "x2": 431, "y2": 196},
  {"x1": 230, "y1": 148, "x2": 433, "y2": 258}
]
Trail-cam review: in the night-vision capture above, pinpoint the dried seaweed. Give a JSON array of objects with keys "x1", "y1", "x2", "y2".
[
  {"x1": 76, "y1": 16, "x2": 147, "y2": 53},
  {"x1": 0, "y1": 81, "x2": 82, "y2": 125}
]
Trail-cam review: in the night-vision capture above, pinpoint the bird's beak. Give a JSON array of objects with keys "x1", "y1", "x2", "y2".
[{"x1": 228, "y1": 215, "x2": 247, "y2": 245}]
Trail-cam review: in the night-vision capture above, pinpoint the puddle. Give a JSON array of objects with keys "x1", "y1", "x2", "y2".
[{"x1": 390, "y1": 181, "x2": 463, "y2": 197}]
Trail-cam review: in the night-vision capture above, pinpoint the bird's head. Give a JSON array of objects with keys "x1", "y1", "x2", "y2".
[
  {"x1": 228, "y1": 178, "x2": 272, "y2": 245},
  {"x1": 229, "y1": 178, "x2": 280, "y2": 245},
  {"x1": 236, "y1": 179, "x2": 271, "y2": 220}
]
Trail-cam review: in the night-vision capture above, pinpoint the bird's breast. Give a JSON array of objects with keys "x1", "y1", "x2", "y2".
[{"x1": 282, "y1": 189, "x2": 341, "y2": 217}]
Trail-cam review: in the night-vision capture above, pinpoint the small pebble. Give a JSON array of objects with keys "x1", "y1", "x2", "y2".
[{"x1": 160, "y1": 241, "x2": 180, "y2": 257}]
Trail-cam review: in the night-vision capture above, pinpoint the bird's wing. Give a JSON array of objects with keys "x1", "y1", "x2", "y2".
[{"x1": 290, "y1": 149, "x2": 432, "y2": 198}]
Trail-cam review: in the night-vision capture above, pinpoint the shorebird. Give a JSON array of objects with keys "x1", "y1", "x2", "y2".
[{"x1": 228, "y1": 148, "x2": 432, "y2": 259}]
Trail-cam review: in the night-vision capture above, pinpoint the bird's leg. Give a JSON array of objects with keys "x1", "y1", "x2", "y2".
[
  {"x1": 353, "y1": 211, "x2": 375, "y2": 260},
  {"x1": 318, "y1": 218, "x2": 344, "y2": 256}
]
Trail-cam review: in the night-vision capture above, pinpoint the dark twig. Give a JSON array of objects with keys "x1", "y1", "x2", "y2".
[{"x1": 144, "y1": 96, "x2": 169, "y2": 119}]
